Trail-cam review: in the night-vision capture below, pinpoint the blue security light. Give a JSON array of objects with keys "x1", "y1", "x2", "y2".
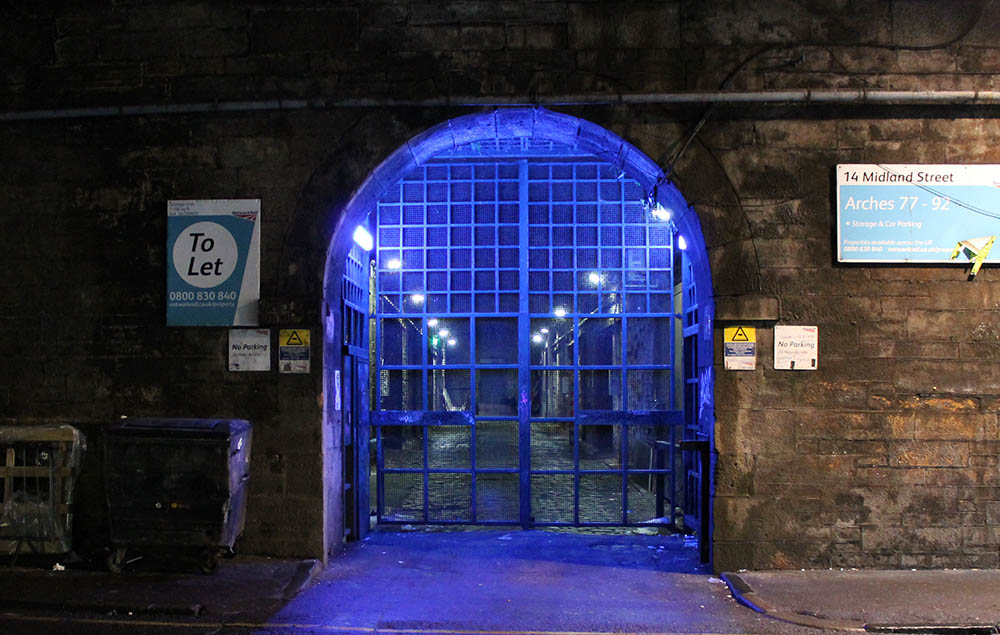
[
  {"x1": 677, "y1": 235, "x2": 688, "y2": 250},
  {"x1": 352, "y1": 225, "x2": 374, "y2": 251}
]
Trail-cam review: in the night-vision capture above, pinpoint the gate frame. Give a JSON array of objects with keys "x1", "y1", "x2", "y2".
[{"x1": 322, "y1": 107, "x2": 716, "y2": 565}]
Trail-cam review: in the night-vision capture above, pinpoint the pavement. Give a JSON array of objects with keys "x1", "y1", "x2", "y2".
[
  {"x1": 0, "y1": 530, "x2": 998, "y2": 633},
  {"x1": 0, "y1": 552, "x2": 321, "y2": 623},
  {"x1": 723, "y1": 568, "x2": 1000, "y2": 632}
]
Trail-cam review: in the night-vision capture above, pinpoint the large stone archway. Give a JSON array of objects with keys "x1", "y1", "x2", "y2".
[{"x1": 320, "y1": 107, "x2": 716, "y2": 563}]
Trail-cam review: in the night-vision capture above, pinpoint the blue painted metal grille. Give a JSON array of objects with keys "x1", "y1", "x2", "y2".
[
  {"x1": 372, "y1": 157, "x2": 683, "y2": 527},
  {"x1": 682, "y1": 252, "x2": 706, "y2": 535},
  {"x1": 342, "y1": 242, "x2": 369, "y2": 346}
]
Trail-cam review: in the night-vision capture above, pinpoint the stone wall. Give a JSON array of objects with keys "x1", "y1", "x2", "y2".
[{"x1": 2, "y1": 1, "x2": 1000, "y2": 569}]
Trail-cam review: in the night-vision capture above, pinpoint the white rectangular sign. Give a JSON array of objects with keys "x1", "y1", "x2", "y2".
[
  {"x1": 334, "y1": 370, "x2": 341, "y2": 411},
  {"x1": 228, "y1": 329, "x2": 270, "y2": 372},
  {"x1": 774, "y1": 325, "x2": 818, "y2": 371}
]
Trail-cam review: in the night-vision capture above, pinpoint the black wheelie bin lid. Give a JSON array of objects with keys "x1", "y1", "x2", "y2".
[{"x1": 107, "y1": 418, "x2": 251, "y2": 438}]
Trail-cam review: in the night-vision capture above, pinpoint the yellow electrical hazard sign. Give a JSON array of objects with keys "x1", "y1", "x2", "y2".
[
  {"x1": 279, "y1": 329, "x2": 311, "y2": 374},
  {"x1": 280, "y1": 329, "x2": 310, "y2": 347},
  {"x1": 724, "y1": 326, "x2": 755, "y2": 343},
  {"x1": 723, "y1": 326, "x2": 756, "y2": 371}
]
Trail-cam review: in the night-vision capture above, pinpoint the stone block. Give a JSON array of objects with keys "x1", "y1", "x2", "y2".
[
  {"x1": 715, "y1": 148, "x2": 803, "y2": 201},
  {"x1": 714, "y1": 451, "x2": 755, "y2": 497},
  {"x1": 891, "y1": 440, "x2": 970, "y2": 468},
  {"x1": 682, "y1": 2, "x2": 813, "y2": 47},
  {"x1": 861, "y1": 522, "x2": 905, "y2": 553},
  {"x1": 857, "y1": 318, "x2": 906, "y2": 343},
  {"x1": 524, "y1": 24, "x2": 567, "y2": 50},
  {"x1": 891, "y1": 0, "x2": 978, "y2": 48},
  {"x1": 895, "y1": 48, "x2": 957, "y2": 73},
  {"x1": 54, "y1": 36, "x2": 98, "y2": 63},
  {"x1": 756, "y1": 237, "x2": 832, "y2": 270},
  {"x1": 957, "y1": 46, "x2": 1000, "y2": 73},
  {"x1": 98, "y1": 30, "x2": 185, "y2": 60},
  {"x1": 717, "y1": 407, "x2": 799, "y2": 456},
  {"x1": 181, "y1": 28, "x2": 248, "y2": 58},
  {"x1": 864, "y1": 340, "x2": 959, "y2": 360},
  {"x1": 962, "y1": 342, "x2": 1000, "y2": 361},
  {"x1": 817, "y1": 357, "x2": 892, "y2": 382},
  {"x1": 120, "y1": 145, "x2": 217, "y2": 170},
  {"x1": 889, "y1": 395, "x2": 980, "y2": 412},
  {"x1": 911, "y1": 412, "x2": 998, "y2": 442},
  {"x1": 459, "y1": 25, "x2": 506, "y2": 51},
  {"x1": 755, "y1": 120, "x2": 839, "y2": 149},
  {"x1": 712, "y1": 540, "x2": 754, "y2": 573},
  {"x1": 708, "y1": 240, "x2": 759, "y2": 295},
  {"x1": 797, "y1": 410, "x2": 890, "y2": 441},
  {"x1": 409, "y1": 1, "x2": 527, "y2": 25},
  {"x1": 962, "y1": 526, "x2": 1000, "y2": 547},
  {"x1": 504, "y1": 25, "x2": 526, "y2": 49},
  {"x1": 570, "y1": 2, "x2": 679, "y2": 49},
  {"x1": 924, "y1": 468, "x2": 980, "y2": 487},
  {"x1": 896, "y1": 359, "x2": 1000, "y2": 395},
  {"x1": 714, "y1": 294, "x2": 779, "y2": 322},
  {"x1": 755, "y1": 451, "x2": 855, "y2": 486},
  {"x1": 920, "y1": 282, "x2": 1000, "y2": 311},
  {"x1": 907, "y1": 526, "x2": 965, "y2": 552},
  {"x1": 218, "y1": 136, "x2": 289, "y2": 169},
  {"x1": 251, "y1": 9, "x2": 359, "y2": 53},
  {"x1": 286, "y1": 451, "x2": 324, "y2": 497},
  {"x1": 713, "y1": 496, "x2": 758, "y2": 543},
  {"x1": 817, "y1": 439, "x2": 889, "y2": 457},
  {"x1": 753, "y1": 541, "x2": 831, "y2": 570},
  {"x1": 759, "y1": 267, "x2": 868, "y2": 298},
  {"x1": 746, "y1": 199, "x2": 830, "y2": 243},
  {"x1": 690, "y1": 203, "x2": 748, "y2": 246},
  {"x1": 924, "y1": 118, "x2": 1000, "y2": 144},
  {"x1": 126, "y1": 5, "x2": 247, "y2": 30}
]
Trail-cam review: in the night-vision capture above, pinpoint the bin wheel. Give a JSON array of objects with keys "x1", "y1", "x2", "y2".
[
  {"x1": 223, "y1": 536, "x2": 242, "y2": 559},
  {"x1": 106, "y1": 548, "x2": 127, "y2": 574},
  {"x1": 198, "y1": 549, "x2": 220, "y2": 574}
]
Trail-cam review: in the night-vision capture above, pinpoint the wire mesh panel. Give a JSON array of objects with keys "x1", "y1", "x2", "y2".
[
  {"x1": 476, "y1": 473, "x2": 519, "y2": 522},
  {"x1": 371, "y1": 153, "x2": 683, "y2": 528}
]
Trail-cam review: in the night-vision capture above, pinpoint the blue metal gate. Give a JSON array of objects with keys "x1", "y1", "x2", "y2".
[{"x1": 370, "y1": 147, "x2": 684, "y2": 528}]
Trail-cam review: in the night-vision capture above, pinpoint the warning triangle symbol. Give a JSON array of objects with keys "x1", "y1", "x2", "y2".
[
  {"x1": 286, "y1": 331, "x2": 305, "y2": 346},
  {"x1": 732, "y1": 327, "x2": 750, "y2": 342}
]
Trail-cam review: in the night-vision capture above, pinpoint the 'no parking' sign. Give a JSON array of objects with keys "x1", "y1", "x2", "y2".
[{"x1": 167, "y1": 200, "x2": 260, "y2": 326}]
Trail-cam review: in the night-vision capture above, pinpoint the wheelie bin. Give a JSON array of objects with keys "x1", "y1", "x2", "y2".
[{"x1": 104, "y1": 418, "x2": 251, "y2": 573}]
